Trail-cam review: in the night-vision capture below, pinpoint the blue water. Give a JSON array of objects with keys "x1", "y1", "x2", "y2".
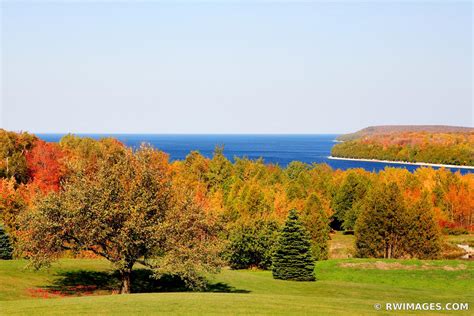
[{"x1": 37, "y1": 134, "x2": 472, "y2": 174}]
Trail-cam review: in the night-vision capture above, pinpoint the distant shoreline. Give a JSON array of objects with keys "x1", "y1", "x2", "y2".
[{"x1": 327, "y1": 156, "x2": 474, "y2": 170}]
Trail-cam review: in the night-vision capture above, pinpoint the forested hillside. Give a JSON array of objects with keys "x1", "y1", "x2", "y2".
[
  {"x1": 332, "y1": 126, "x2": 474, "y2": 166},
  {"x1": 337, "y1": 125, "x2": 474, "y2": 141}
]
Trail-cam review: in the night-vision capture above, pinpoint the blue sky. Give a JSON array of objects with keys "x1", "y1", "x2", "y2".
[{"x1": 1, "y1": 1, "x2": 472, "y2": 134}]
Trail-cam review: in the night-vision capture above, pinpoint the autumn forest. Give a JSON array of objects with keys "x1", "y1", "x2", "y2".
[
  {"x1": 332, "y1": 126, "x2": 474, "y2": 166},
  {"x1": 1, "y1": 129, "x2": 473, "y2": 262}
]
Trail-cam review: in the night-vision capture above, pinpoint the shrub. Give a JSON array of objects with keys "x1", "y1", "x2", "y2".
[
  {"x1": 0, "y1": 224, "x2": 13, "y2": 260},
  {"x1": 226, "y1": 220, "x2": 279, "y2": 270}
]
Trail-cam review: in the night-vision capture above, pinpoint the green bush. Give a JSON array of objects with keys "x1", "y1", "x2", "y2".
[
  {"x1": 0, "y1": 224, "x2": 13, "y2": 260},
  {"x1": 226, "y1": 220, "x2": 279, "y2": 270}
]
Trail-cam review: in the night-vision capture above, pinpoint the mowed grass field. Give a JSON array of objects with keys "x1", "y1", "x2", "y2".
[
  {"x1": 1, "y1": 233, "x2": 472, "y2": 315},
  {"x1": 0, "y1": 256, "x2": 472, "y2": 315}
]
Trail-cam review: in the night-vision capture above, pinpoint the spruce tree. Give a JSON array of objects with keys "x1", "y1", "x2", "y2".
[
  {"x1": 272, "y1": 210, "x2": 315, "y2": 281},
  {"x1": 0, "y1": 224, "x2": 13, "y2": 260}
]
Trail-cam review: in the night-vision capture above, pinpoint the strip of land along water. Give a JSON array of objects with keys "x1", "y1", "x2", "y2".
[{"x1": 328, "y1": 156, "x2": 474, "y2": 170}]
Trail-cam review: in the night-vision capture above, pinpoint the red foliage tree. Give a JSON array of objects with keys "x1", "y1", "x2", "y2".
[{"x1": 26, "y1": 140, "x2": 65, "y2": 192}]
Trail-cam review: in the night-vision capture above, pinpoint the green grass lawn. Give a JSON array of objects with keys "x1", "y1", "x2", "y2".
[
  {"x1": 329, "y1": 232, "x2": 474, "y2": 260},
  {"x1": 446, "y1": 234, "x2": 474, "y2": 248},
  {"x1": 0, "y1": 258, "x2": 472, "y2": 315},
  {"x1": 329, "y1": 232, "x2": 355, "y2": 259}
]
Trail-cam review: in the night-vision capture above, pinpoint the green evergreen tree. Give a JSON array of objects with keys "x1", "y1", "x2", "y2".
[
  {"x1": 0, "y1": 224, "x2": 13, "y2": 260},
  {"x1": 354, "y1": 182, "x2": 407, "y2": 259},
  {"x1": 332, "y1": 171, "x2": 369, "y2": 231},
  {"x1": 355, "y1": 182, "x2": 442, "y2": 259},
  {"x1": 206, "y1": 146, "x2": 233, "y2": 192},
  {"x1": 272, "y1": 210, "x2": 315, "y2": 281},
  {"x1": 405, "y1": 192, "x2": 442, "y2": 259}
]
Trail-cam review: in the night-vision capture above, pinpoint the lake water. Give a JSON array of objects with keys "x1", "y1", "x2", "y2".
[{"x1": 37, "y1": 134, "x2": 472, "y2": 174}]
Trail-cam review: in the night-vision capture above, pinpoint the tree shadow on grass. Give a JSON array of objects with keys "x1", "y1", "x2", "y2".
[{"x1": 42, "y1": 269, "x2": 249, "y2": 296}]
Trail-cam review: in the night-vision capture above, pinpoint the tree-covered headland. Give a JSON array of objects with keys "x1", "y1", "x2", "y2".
[{"x1": 332, "y1": 126, "x2": 474, "y2": 166}]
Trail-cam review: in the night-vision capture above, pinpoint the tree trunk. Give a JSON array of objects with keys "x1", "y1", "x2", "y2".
[{"x1": 120, "y1": 269, "x2": 132, "y2": 294}]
